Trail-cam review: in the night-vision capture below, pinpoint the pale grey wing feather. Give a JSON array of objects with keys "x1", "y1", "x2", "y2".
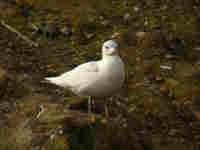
[
  {"x1": 45, "y1": 61, "x2": 99, "y2": 89},
  {"x1": 73, "y1": 61, "x2": 99, "y2": 72},
  {"x1": 60, "y1": 61, "x2": 99, "y2": 78},
  {"x1": 56, "y1": 61, "x2": 99, "y2": 91},
  {"x1": 59, "y1": 71, "x2": 99, "y2": 95}
]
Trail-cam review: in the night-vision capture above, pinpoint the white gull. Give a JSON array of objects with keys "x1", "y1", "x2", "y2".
[{"x1": 45, "y1": 40, "x2": 125, "y2": 114}]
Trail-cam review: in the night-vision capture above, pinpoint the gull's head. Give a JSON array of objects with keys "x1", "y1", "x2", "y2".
[{"x1": 102, "y1": 40, "x2": 118, "y2": 56}]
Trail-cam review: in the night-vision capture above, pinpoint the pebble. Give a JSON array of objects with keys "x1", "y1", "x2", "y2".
[
  {"x1": 111, "y1": 32, "x2": 120, "y2": 38},
  {"x1": 155, "y1": 76, "x2": 163, "y2": 81},
  {"x1": 160, "y1": 65, "x2": 172, "y2": 70},
  {"x1": 0, "y1": 68, "x2": 8, "y2": 86},
  {"x1": 58, "y1": 129, "x2": 63, "y2": 135},
  {"x1": 160, "y1": 85, "x2": 169, "y2": 94},
  {"x1": 136, "y1": 57, "x2": 141, "y2": 62},
  {"x1": 133, "y1": 6, "x2": 139, "y2": 12},
  {"x1": 84, "y1": 32, "x2": 95, "y2": 40},
  {"x1": 136, "y1": 31, "x2": 146, "y2": 38},
  {"x1": 50, "y1": 134, "x2": 56, "y2": 140}
]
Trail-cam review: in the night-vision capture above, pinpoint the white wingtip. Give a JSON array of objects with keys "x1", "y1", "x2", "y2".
[
  {"x1": 45, "y1": 77, "x2": 52, "y2": 81},
  {"x1": 44, "y1": 77, "x2": 57, "y2": 83},
  {"x1": 44, "y1": 76, "x2": 64, "y2": 87}
]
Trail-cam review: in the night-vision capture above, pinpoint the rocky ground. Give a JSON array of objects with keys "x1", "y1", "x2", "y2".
[{"x1": 1, "y1": 0, "x2": 200, "y2": 150}]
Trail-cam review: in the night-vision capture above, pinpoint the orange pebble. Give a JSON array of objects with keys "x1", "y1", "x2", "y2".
[
  {"x1": 194, "y1": 111, "x2": 200, "y2": 121},
  {"x1": 160, "y1": 85, "x2": 169, "y2": 94},
  {"x1": 15, "y1": 0, "x2": 34, "y2": 8}
]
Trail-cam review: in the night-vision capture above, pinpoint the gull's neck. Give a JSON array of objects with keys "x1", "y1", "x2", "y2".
[
  {"x1": 98, "y1": 54, "x2": 121, "y2": 72},
  {"x1": 102, "y1": 54, "x2": 119, "y2": 60}
]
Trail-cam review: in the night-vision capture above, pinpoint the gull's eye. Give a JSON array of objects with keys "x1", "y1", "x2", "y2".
[{"x1": 105, "y1": 46, "x2": 109, "y2": 49}]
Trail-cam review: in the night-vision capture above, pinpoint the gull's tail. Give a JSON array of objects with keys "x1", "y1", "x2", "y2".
[{"x1": 44, "y1": 76, "x2": 64, "y2": 87}]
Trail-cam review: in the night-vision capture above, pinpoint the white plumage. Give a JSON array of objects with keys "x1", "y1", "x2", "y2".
[{"x1": 45, "y1": 40, "x2": 125, "y2": 98}]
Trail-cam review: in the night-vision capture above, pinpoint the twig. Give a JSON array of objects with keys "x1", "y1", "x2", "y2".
[{"x1": 1, "y1": 20, "x2": 39, "y2": 47}]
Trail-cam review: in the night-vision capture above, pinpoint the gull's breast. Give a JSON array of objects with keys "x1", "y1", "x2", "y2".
[{"x1": 79, "y1": 56, "x2": 125, "y2": 97}]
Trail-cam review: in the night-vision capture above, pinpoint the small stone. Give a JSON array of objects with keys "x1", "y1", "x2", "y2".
[
  {"x1": 111, "y1": 32, "x2": 120, "y2": 38},
  {"x1": 136, "y1": 57, "x2": 141, "y2": 62},
  {"x1": 0, "y1": 68, "x2": 8, "y2": 86},
  {"x1": 116, "y1": 101, "x2": 121, "y2": 106},
  {"x1": 144, "y1": 18, "x2": 149, "y2": 26},
  {"x1": 194, "y1": 111, "x2": 200, "y2": 120},
  {"x1": 155, "y1": 76, "x2": 163, "y2": 81},
  {"x1": 99, "y1": 16, "x2": 104, "y2": 20},
  {"x1": 136, "y1": 31, "x2": 146, "y2": 38},
  {"x1": 160, "y1": 85, "x2": 169, "y2": 95},
  {"x1": 160, "y1": 65, "x2": 172, "y2": 70},
  {"x1": 84, "y1": 32, "x2": 95, "y2": 40},
  {"x1": 58, "y1": 129, "x2": 63, "y2": 135},
  {"x1": 50, "y1": 134, "x2": 56, "y2": 140},
  {"x1": 128, "y1": 106, "x2": 136, "y2": 113},
  {"x1": 122, "y1": 123, "x2": 128, "y2": 128},
  {"x1": 133, "y1": 6, "x2": 139, "y2": 12}
]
